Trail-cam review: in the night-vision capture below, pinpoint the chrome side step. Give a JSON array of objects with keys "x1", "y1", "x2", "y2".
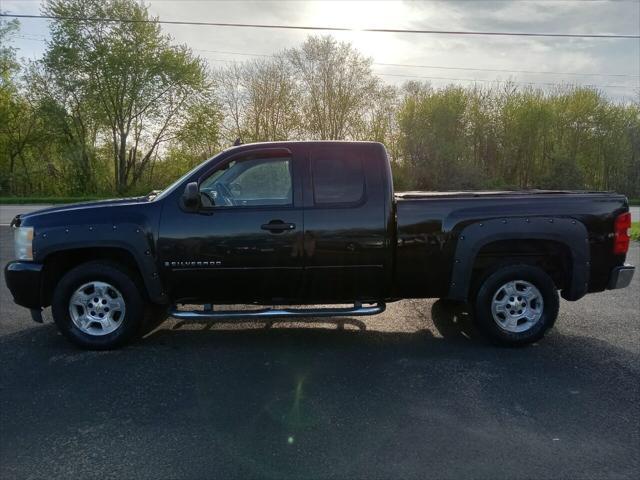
[{"x1": 169, "y1": 302, "x2": 386, "y2": 321}]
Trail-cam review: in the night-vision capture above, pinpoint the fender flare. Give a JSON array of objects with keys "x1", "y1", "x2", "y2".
[
  {"x1": 447, "y1": 217, "x2": 590, "y2": 302},
  {"x1": 34, "y1": 222, "x2": 166, "y2": 304}
]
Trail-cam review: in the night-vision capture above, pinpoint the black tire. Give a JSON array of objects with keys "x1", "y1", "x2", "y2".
[
  {"x1": 472, "y1": 264, "x2": 559, "y2": 346},
  {"x1": 51, "y1": 261, "x2": 147, "y2": 350}
]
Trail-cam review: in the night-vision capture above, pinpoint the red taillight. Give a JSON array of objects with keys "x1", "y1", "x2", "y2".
[{"x1": 613, "y1": 212, "x2": 631, "y2": 255}]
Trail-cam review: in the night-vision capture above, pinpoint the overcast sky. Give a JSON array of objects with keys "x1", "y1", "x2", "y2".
[{"x1": 3, "y1": 0, "x2": 640, "y2": 101}]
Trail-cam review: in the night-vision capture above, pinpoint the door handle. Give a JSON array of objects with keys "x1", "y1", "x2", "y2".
[{"x1": 261, "y1": 220, "x2": 296, "y2": 233}]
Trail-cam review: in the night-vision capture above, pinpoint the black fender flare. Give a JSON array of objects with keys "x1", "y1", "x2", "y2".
[
  {"x1": 447, "y1": 217, "x2": 590, "y2": 302},
  {"x1": 34, "y1": 222, "x2": 166, "y2": 304}
]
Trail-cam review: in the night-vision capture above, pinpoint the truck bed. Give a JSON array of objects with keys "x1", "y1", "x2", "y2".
[{"x1": 393, "y1": 190, "x2": 629, "y2": 298}]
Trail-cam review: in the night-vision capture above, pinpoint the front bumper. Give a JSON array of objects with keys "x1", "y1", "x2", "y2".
[
  {"x1": 608, "y1": 264, "x2": 635, "y2": 290},
  {"x1": 4, "y1": 261, "x2": 44, "y2": 309}
]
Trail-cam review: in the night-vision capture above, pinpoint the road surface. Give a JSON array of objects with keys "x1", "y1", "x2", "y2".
[{"x1": 0, "y1": 204, "x2": 54, "y2": 225}]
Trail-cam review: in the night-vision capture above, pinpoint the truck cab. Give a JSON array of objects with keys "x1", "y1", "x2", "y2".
[{"x1": 157, "y1": 142, "x2": 394, "y2": 305}]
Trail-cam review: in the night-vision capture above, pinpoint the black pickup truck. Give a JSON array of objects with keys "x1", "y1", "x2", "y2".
[{"x1": 5, "y1": 141, "x2": 635, "y2": 349}]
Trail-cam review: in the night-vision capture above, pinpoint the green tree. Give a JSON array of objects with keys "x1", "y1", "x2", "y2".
[
  {"x1": 286, "y1": 36, "x2": 380, "y2": 140},
  {"x1": 0, "y1": 17, "x2": 50, "y2": 196},
  {"x1": 43, "y1": 0, "x2": 208, "y2": 193},
  {"x1": 25, "y1": 61, "x2": 101, "y2": 193},
  {"x1": 397, "y1": 84, "x2": 482, "y2": 189},
  {"x1": 174, "y1": 96, "x2": 223, "y2": 162},
  {"x1": 0, "y1": 15, "x2": 19, "y2": 92},
  {"x1": 0, "y1": 14, "x2": 20, "y2": 193}
]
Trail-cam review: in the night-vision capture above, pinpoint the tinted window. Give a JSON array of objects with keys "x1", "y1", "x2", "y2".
[
  {"x1": 200, "y1": 157, "x2": 292, "y2": 207},
  {"x1": 312, "y1": 156, "x2": 364, "y2": 205}
]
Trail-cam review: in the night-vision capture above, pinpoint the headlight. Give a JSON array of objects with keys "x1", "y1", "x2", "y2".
[{"x1": 14, "y1": 226, "x2": 34, "y2": 261}]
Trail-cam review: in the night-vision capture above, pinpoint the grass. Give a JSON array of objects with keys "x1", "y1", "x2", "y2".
[
  {"x1": 629, "y1": 199, "x2": 640, "y2": 206},
  {"x1": 631, "y1": 222, "x2": 640, "y2": 242},
  {"x1": 0, "y1": 196, "x2": 115, "y2": 205}
]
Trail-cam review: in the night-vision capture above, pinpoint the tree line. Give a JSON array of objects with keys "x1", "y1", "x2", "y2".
[{"x1": 1, "y1": 0, "x2": 639, "y2": 198}]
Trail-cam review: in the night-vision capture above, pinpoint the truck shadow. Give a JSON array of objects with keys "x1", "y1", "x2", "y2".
[
  {"x1": 168, "y1": 299, "x2": 476, "y2": 340},
  {"x1": 429, "y1": 299, "x2": 480, "y2": 341},
  {"x1": 171, "y1": 316, "x2": 368, "y2": 332}
]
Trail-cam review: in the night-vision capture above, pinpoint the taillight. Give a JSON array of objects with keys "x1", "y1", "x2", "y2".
[{"x1": 613, "y1": 212, "x2": 631, "y2": 255}]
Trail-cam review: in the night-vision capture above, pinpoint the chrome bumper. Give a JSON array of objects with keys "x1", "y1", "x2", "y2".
[{"x1": 608, "y1": 264, "x2": 635, "y2": 290}]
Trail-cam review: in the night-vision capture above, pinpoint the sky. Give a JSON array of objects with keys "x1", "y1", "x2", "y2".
[{"x1": 2, "y1": 0, "x2": 640, "y2": 101}]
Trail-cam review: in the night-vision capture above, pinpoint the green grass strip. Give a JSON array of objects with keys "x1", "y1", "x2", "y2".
[{"x1": 0, "y1": 196, "x2": 116, "y2": 205}]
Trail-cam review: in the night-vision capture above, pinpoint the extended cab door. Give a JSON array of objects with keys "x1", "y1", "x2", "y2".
[
  {"x1": 158, "y1": 148, "x2": 305, "y2": 304},
  {"x1": 302, "y1": 143, "x2": 391, "y2": 302}
]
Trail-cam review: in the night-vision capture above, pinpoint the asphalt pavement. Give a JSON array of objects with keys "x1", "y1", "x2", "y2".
[
  {"x1": 0, "y1": 226, "x2": 638, "y2": 479},
  {"x1": 0, "y1": 204, "x2": 53, "y2": 225}
]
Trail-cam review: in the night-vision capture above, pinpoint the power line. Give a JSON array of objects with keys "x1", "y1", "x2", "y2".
[
  {"x1": 201, "y1": 56, "x2": 633, "y2": 90},
  {"x1": 7, "y1": 31, "x2": 638, "y2": 90},
  {"x1": 2, "y1": 13, "x2": 639, "y2": 39},
  {"x1": 13, "y1": 34, "x2": 47, "y2": 41},
  {"x1": 196, "y1": 49, "x2": 271, "y2": 58},
  {"x1": 375, "y1": 62, "x2": 640, "y2": 79},
  {"x1": 11, "y1": 33, "x2": 637, "y2": 80},
  {"x1": 13, "y1": 34, "x2": 636, "y2": 80},
  {"x1": 195, "y1": 48, "x2": 640, "y2": 78},
  {"x1": 6, "y1": 23, "x2": 637, "y2": 90},
  {"x1": 375, "y1": 72, "x2": 631, "y2": 89}
]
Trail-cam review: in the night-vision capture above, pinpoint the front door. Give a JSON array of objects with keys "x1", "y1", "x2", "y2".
[{"x1": 159, "y1": 149, "x2": 305, "y2": 304}]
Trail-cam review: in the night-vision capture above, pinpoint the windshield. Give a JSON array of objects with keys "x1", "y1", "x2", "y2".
[{"x1": 153, "y1": 154, "x2": 221, "y2": 201}]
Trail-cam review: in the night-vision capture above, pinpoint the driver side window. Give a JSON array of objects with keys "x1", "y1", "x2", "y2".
[{"x1": 200, "y1": 156, "x2": 293, "y2": 207}]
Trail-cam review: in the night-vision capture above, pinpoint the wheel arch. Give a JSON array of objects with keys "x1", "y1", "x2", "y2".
[
  {"x1": 447, "y1": 217, "x2": 590, "y2": 302},
  {"x1": 40, "y1": 245, "x2": 166, "y2": 307}
]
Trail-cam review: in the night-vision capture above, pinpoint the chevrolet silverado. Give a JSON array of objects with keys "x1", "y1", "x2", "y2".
[{"x1": 4, "y1": 141, "x2": 635, "y2": 349}]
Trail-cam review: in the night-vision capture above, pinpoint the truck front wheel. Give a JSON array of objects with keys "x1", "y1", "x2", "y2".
[
  {"x1": 472, "y1": 264, "x2": 559, "y2": 346},
  {"x1": 51, "y1": 261, "x2": 149, "y2": 349}
]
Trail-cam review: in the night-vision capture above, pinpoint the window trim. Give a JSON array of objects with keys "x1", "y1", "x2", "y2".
[
  {"x1": 310, "y1": 155, "x2": 367, "y2": 209},
  {"x1": 197, "y1": 148, "x2": 295, "y2": 210}
]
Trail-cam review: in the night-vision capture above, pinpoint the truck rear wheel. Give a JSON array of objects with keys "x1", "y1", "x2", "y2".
[
  {"x1": 51, "y1": 261, "x2": 149, "y2": 350},
  {"x1": 472, "y1": 264, "x2": 559, "y2": 346}
]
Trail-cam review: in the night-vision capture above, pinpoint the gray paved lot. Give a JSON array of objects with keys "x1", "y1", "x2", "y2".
[
  {"x1": 0, "y1": 226, "x2": 638, "y2": 479},
  {"x1": 0, "y1": 204, "x2": 53, "y2": 225}
]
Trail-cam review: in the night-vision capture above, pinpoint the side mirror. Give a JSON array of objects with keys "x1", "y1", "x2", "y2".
[{"x1": 182, "y1": 182, "x2": 200, "y2": 211}]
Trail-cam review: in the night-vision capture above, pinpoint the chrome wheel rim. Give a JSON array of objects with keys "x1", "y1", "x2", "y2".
[
  {"x1": 68, "y1": 281, "x2": 126, "y2": 336},
  {"x1": 491, "y1": 280, "x2": 543, "y2": 333}
]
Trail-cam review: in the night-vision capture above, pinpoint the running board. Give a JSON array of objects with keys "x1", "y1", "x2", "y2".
[{"x1": 169, "y1": 302, "x2": 386, "y2": 321}]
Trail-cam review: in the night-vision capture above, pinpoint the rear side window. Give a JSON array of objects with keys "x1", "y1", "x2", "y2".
[{"x1": 312, "y1": 156, "x2": 365, "y2": 205}]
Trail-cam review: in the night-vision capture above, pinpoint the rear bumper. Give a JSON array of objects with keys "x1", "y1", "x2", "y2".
[
  {"x1": 608, "y1": 264, "x2": 635, "y2": 290},
  {"x1": 4, "y1": 261, "x2": 43, "y2": 309}
]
